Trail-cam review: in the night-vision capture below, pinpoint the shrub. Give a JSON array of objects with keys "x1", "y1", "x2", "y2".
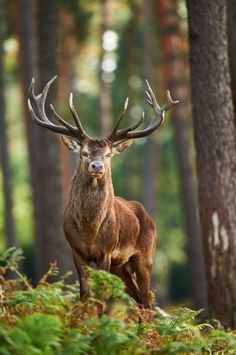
[{"x1": 1, "y1": 248, "x2": 236, "y2": 354}]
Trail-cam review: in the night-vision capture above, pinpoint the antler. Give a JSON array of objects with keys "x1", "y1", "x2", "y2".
[
  {"x1": 106, "y1": 80, "x2": 179, "y2": 143},
  {"x1": 28, "y1": 76, "x2": 90, "y2": 142},
  {"x1": 28, "y1": 77, "x2": 178, "y2": 144}
]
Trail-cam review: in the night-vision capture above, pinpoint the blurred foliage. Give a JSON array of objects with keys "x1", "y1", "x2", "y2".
[
  {"x1": 1, "y1": 248, "x2": 236, "y2": 354},
  {"x1": 60, "y1": 0, "x2": 94, "y2": 43}
]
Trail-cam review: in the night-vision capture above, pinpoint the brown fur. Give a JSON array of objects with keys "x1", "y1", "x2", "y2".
[{"x1": 63, "y1": 138, "x2": 156, "y2": 307}]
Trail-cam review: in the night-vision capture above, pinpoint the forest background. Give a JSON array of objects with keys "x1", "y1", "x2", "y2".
[{"x1": 1, "y1": 0, "x2": 236, "y2": 328}]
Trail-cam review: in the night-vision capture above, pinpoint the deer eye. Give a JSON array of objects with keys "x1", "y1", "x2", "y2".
[
  {"x1": 82, "y1": 151, "x2": 88, "y2": 157},
  {"x1": 106, "y1": 153, "x2": 111, "y2": 158}
]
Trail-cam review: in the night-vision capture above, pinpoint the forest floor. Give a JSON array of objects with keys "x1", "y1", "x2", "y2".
[{"x1": 0, "y1": 248, "x2": 236, "y2": 354}]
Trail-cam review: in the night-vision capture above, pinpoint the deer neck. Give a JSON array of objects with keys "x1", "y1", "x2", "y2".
[{"x1": 69, "y1": 163, "x2": 114, "y2": 229}]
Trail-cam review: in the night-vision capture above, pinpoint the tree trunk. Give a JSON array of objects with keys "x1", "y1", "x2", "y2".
[
  {"x1": 157, "y1": 0, "x2": 207, "y2": 311},
  {"x1": 34, "y1": 0, "x2": 74, "y2": 278},
  {"x1": 187, "y1": 0, "x2": 236, "y2": 327},
  {"x1": 142, "y1": 0, "x2": 158, "y2": 217},
  {"x1": 227, "y1": 0, "x2": 236, "y2": 120},
  {"x1": 98, "y1": 0, "x2": 112, "y2": 136},
  {"x1": 58, "y1": 8, "x2": 77, "y2": 205},
  {"x1": 16, "y1": 0, "x2": 39, "y2": 267},
  {"x1": 0, "y1": 0, "x2": 16, "y2": 248},
  {"x1": 121, "y1": 0, "x2": 140, "y2": 200}
]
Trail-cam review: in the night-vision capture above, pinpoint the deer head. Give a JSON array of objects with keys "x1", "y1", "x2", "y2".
[{"x1": 28, "y1": 76, "x2": 178, "y2": 179}]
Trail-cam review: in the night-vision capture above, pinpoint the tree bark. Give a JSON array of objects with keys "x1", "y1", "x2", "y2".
[
  {"x1": 34, "y1": 0, "x2": 74, "y2": 278},
  {"x1": 0, "y1": 0, "x2": 16, "y2": 248},
  {"x1": 157, "y1": 0, "x2": 207, "y2": 311},
  {"x1": 98, "y1": 0, "x2": 112, "y2": 136},
  {"x1": 187, "y1": 0, "x2": 236, "y2": 327},
  {"x1": 142, "y1": 0, "x2": 158, "y2": 217},
  {"x1": 58, "y1": 8, "x2": 77, "y2": 205},
  {"x1": 227, "y1": 0, "x2": 236, "y2": 121},
  {"x1": 16, "y1": 0, "x2": 39, "y2": 265},
  {"x1": 121, "y1": 0, "x2": 140, "y2": 200}
]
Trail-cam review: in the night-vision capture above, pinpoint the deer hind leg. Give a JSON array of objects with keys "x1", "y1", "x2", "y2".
[
  {"x1": 111, "y1": 264, "x2": 141, "y2": 304},
  {"x1": 73, "y1": 249, "x2": 89, "y2": 300},
  {"x1": 133, "y1": 255, "x2": 152, "y2": 308}
]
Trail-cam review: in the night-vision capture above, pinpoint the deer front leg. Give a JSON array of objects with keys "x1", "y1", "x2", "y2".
[
  {"x1": 72, "y1": 249, "x2": 89, "y2": 300},
  {"x1": 97, "y1": 254, "x2": 111, "y2": 272}
]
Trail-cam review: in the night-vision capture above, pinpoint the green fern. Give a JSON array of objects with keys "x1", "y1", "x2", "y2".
[
  {"x1": 81, "y1": 315, "x2": 145, "y2": 355},
  {"x1": 86, "y1": 267, "x2": 135, "y2": 306},
  {"x1": 1, "y1": 248, "x2": 236, "y2": 354},
  {"x1": 0, "y1": 313, "x2": 61, "y2": 355}
]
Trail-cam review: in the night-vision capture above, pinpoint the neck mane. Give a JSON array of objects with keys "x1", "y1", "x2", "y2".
[{"x1": 69, "y1": 163, "x2": 114, "y2": 229}]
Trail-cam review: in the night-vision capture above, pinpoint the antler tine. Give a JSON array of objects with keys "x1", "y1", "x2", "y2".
[
  {"x1": 106, "y1": 97, "x2": 129, "y2": 141},
  {"x1": 113, "y1": 112, "x2": 145, "y2": 141},
  {"x1": 105, "y1": 80, "x2": 178, "y2": 142},
  {"x1": 36, "y1": 76, "x2": 57, "y2": 123},
  {"x1": 42, "y1": 76, "x2": 57, "y2": 101},
  {"x1": 28, "y1": 97, "x2": 70, "y2": 135},
  {"x1": 28, "y1": 77, "x2": 79, "y2": 139},
  {"x1": 124, "y1": 81, "x2": 178, "y2": 139},
  {"x1": 145, "y1": 79, "x2": 160, "y2": 110},
  {"x1": 163, "y1": 90, "x2": 179, "y2": 110},
  {"x1": 50, "y1": 104, "x2": 77, "y2": 131},
  {"x1": 69, "y1": 93, "x2": 90, "y2": 141}
]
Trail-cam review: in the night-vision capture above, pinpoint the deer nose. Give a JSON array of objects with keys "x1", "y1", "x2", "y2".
[{"x1": 89, "y1": 161, "x2": 104, "y2": 174}]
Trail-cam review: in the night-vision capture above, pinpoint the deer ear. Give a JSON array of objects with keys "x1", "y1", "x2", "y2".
[
  {"x1": 61, "y1": 136, "x2": 81, "y2": 153},
  {"x1": 112, "y1": 139, "x2": 133, "y2": 154}
]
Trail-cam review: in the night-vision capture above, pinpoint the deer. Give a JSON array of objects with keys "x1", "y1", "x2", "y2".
[{"x1": 28, "y1": 76, "x2": 178, "y2": 308}]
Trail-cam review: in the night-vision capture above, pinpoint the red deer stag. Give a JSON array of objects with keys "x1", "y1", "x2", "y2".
[{"x1": 28, "y1": 77, "x2": 178, "y2": 308}]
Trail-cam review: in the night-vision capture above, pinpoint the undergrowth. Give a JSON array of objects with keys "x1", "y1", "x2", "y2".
[{"x1": 0, "y1": 248, "x2": 236, "y2": 354}]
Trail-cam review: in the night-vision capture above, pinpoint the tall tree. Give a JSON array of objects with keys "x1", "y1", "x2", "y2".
[
  {"x1": 121, "y1": 0, "x2": 140, "y2": 200},
  {"x1": 187, "y1": 0, "x2": 236, "y2": 327},
  {"x1": 0, "y1": 0, "x2": 16, "y2": 248},
  {"x1": 157, "y1": 0, "x2": 207, "y2": 311},
  {"x1": 227, "y1": 0, "x2": 236, "y2": 120},
  {"x1": 98, "y1": 0, "x2": 112, "y2": 136},
  {"x1": 142, "y1": 0, "x2": 158, "y2": 217},
  {"x1": 58, "y1": 6, "x2": 77, "y2": 204},
  {"x1": 33, "y1": 0, "x2": 74, "y2": 277},
  {"x1": 16, "y1": 0, "x2": 74, "y2": 277},
  {"x1": 58, "y1": 1, "x2": 92, "y2": 204},
  {"x1": 16, "y1": 0, "x2": 39, "y2": 273}
]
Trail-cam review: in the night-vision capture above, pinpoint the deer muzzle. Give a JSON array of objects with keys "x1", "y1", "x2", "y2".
[{"x1": 88, "y1": 161, "x2": 104, "y2": 178}]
